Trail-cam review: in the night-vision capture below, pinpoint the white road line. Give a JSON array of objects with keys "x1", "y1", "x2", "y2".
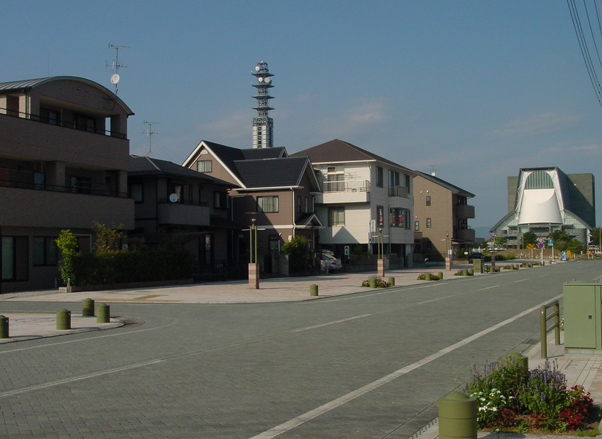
[
  {"x1": 291, "y1": 314, "x2": 372, "y2": 333},
  {"x1": 514, "y1": 279, "x2": 529, "y2": 283},
  {"x1": 248, "y1": 294, "x2": 562, "y2": 439},
  {"x1": 0, "y1": 360, "x2": 164, "y2": 398},
  {"x1": 479, "y1": 285, "x2": 500, "y2": 291}
]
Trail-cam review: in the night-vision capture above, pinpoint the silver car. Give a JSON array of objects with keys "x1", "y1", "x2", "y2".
[{"x1": 321, "y1": 254, "x2": 342, "y2": 273}]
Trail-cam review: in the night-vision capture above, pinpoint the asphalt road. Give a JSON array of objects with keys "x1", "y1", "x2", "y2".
[{"x1": 1, "y1": 261, "x2": 600, "y2": 439}]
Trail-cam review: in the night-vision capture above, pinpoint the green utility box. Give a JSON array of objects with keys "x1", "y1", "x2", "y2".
[
  {"x1": 563, "y1": 283, "x2": 602, "y2": 351},
  {"x1": 473, "y1": 259, "x2": 483, "y2": 274}
]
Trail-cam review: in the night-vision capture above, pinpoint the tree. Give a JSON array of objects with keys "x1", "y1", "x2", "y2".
[
  {"x1": 494, "y1": 236, "x2": 507, "y2": 249},
  {"x1": 92, "y1": 221, "x2": 124, "y2": 253},
  {"x1": 55, "y1": 229, "x2": 79, "y2": 284},
  {"x1": 549, "y1": 230, "x2": 571, "y2": 252},
  {"x1": 283, "y1": 236, "x2": 310, "y2": 273},
  {"x1": 591, "y1": 228, "x2": 602, "y2": 248},
  {"x1": 522, "y1": 231, "x2": 538, "y2": 248}
]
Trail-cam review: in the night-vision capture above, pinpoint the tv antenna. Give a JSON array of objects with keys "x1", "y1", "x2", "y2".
[
  {"x1": 143, "y1": 121, "x2": 159, "y2": 156},
  {"x1": 106, "y1": 43, "x2": 129, "y2": 94}
]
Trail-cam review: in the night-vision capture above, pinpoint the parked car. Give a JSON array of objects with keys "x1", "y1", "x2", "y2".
[
  {"x1": 321, "y1": 254, "x2": 342, "y2": 273},
  {"x1": 468, "y1": 252, "x2": 484, "y2": 263}
]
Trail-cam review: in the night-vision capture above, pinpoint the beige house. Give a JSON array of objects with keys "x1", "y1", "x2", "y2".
[
  {"x1": 183, "y1": 141, "x2": 323, "y2": 275},
  {"x1": 413, "y1": 171, "x2": 475, "y2": 262},
  {"x1": 291, "y1": 139, "x2": 415, "y2": 267},
  {"x1": 0, "y1": 77, "x2": 134, "y2": 293}
]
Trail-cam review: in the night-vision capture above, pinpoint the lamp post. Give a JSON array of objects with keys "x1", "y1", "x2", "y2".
[
  {"x1": 491, "y1": 234, "x2": 496, "y2": 269},
  {"x1": 372, "y1": 228, "x2": 387, "y2": 277},
  {"x1": 244, "y1": 216, "x2": 265, "y2": 289}
]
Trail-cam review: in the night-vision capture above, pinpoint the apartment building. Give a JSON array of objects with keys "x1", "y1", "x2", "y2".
[
  {"x1": 182, "y1": 140, "x2": 322, "y2": 275},
  {"x1": 0, "y1": 77, "x2": 134, "y2": 293},
  {"x1": 291, "y1": 139, "x2": 415, "y2": 267},
  {"x1": 413, "y1": 171, "x2": 475, "y2": 262}
]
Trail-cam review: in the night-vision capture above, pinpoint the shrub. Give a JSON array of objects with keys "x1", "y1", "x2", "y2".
[
  {"x1": 361, "y1": 277, "x2": 389, "y2": 287},
  {"x1": 417, "y1": 273, "x2": 440, "y2": 281},
  {"x1": 283, "y1": 236, "x2": 310, "y2": 273}
]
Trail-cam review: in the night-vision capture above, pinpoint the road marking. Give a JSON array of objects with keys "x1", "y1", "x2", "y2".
[
  {"x1": 0, "y1": 360, "x2": 164, "y2": 398},
  {"x1": 479, "y1": 285, "x2": 500, "y2": 291},
  {"x1": 514, "y1": 279, "x2": 529, "y2": 283},
  {"x1": 248, "y1": 294, "x2": 562, "y2": 439},
  {"x1": 291, "y1": 314, "x2": 372, "y2": 332}
]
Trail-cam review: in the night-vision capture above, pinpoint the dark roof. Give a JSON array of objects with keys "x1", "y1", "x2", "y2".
[
  {"x1": 200, "y1": 141, "x2": 246, "y2": 180},
  {"x1": 234, "y1": 157, "x2": 309, "y2": 188},
  {"x1": 129, "y1": 156, "x2": 235, "y2": 187},
  {"x1": 241, "y1": 147, "x2": 287, "y2": 160},
  {"x1": 0, "y1": 76, "x2": 134, "y2": 115},
  {"x1": 290, "y1": 139, "x2": 411, "y2": 171},
  {"x1": 414, "y1": 171, "x2": 474, "y2": 198}
]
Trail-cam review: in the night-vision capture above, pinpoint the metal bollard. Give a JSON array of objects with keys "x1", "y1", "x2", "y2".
[
  {"x1": 0, "y1": 315, "x2": 8, "y2": 338},
  {"x1": 388, "y1": 276, "x2": 395, "y2": 286},
  {"x1": 56, "y1": 309, "x2": 71, "y2": 330},
  {"x1": 97, "y1": 303, "x2": 110, "y2": 323},
  {"x1": 439, "y1": 391, "x2": 477, "y2": 439},
  {"x1": 425, "y1": 273, "x2": 432, "y2": 281},
  {"x1": 369, "y1": 278, "x2": 377, "y2": 288},
  {"x1": 310, "y1": 284, "x2": 319, "y2": 296},
  {"x1": 82, "y1": 298, "x2": 95, "y2": 317},
  {"x1": 438, "y1": 271, "x2": 444, "y2": 279}
]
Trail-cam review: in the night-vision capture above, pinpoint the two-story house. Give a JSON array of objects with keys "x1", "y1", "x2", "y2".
[
  {"x1": 291, "y1": 139, "x2": 415, "y2": 267},
  {"x1": 128, "y1": 155, "x2": 241, "y2": 279},
  {"x1": 0, "y1": 77, "x2": 134, "y2": 293},
  {"x1": 413, "y1": 171, "x2": 475, "y2": 262},
  {"x1": 182, "y1": 140, "x2": 322, "y2": 275}
]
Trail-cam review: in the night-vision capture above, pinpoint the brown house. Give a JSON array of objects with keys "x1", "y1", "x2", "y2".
[
  {"x1": 413, "y1": 171, "x2": 475, "y2": 262},
  {"x1": 0, "y1": 77, "x2": 134, "y2": 292},
  {"x1": 182, "y1": 141, "x2": 323, "y2": 275}
]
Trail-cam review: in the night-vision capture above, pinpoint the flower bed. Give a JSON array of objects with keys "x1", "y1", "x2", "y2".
[{"x1": 465, "y1": 358, "x2": 599, "y2": 434}]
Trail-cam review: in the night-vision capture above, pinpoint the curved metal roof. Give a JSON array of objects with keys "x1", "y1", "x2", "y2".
[{"x1": 0, "y1": 76, "x2": 134, "y2": 115}]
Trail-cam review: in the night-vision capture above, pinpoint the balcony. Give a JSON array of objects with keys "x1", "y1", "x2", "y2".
[
  {"x1": 317, "y1": 180, "x2": 370, "y2": 204},
  {"x1": 0, "y1": 185, "x2": 134, "y2": 229},
  {"x1": 388, "y1": 185, "x2": 409, "y2": 198},
  {"x1": 455, "y1": 204, "x2": 475, "y2": 219},
  {"x1": 455, "y1": 227, "x2": 476, "y2": 243},
  {"x1": 157, "y1": 200, "x2": 210, "y2": 227}
]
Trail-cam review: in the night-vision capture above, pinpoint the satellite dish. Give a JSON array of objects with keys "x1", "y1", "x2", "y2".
[
  {"x1": 110, "y1": 73, "x2": 120, "y2": 85},
  {"x1": 169, "y1": 193, "x2": 179, "y2": 203}
]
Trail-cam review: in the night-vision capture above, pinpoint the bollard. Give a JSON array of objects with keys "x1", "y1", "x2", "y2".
[
  {"x1": 56, "y1": 309, "x2": 71, "y2": 330},
  {"x1": 425, "y1": 273, "x2": 432, "y2": 281},
  {"x1": 0, "y1": 315, "x2": 8, "y2": 338},
  {"x1": 439, "y1": 391, "x2": 477, "y2": 439},
  {"x1": 388, "y1": 276, "x2": 395, "y2": 286},
  {"x1": 82, "y1": 298, "x2": 95, "y2": 317},
  {"x1": 369, "y1": 278, "x2": 377, "y2": 288},
  {"x1": 310, "y1": 284, "x2": 319, "y2": 296},
  {"x1": 462, "y1": 269, "x2": 468, "y2": 276},
  {"x1": 438, "y1": 271, "x2": 443, "y2": 280},
  {"x1": 97, "y1": 303, "x2": 110, "y2": 323}
]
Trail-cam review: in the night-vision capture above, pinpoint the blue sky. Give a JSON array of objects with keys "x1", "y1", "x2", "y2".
[{"x1": 2, "y1": 1, "x2": 601, "y2": 234}]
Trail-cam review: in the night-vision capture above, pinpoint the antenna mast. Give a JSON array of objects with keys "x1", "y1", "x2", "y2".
[
  {"x1": 143, "y1": 121, "x2": 159, "y2": 156},
  {"x1": 107, "y1": 43, "x2": 129, "y2": 94}
]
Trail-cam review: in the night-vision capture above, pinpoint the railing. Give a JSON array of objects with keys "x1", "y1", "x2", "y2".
[
  {"x1": 0, "y1": 107, "x2": 127, "y2": 139},
  {"x1": 540, "y1": 300, "x2": 561, "y2": 359},
  {"x1": 323, "y1": 179, "x2": 369, "y2": 193},
  {"x1": 0, "y1": 178, "x2": 128, "y2": 198},
  {"x1": 157, "y1": 198, "x2": 209, "y2": 207},
  {"x1": 388, "y1": 185, "x2": 409, "y2": 197}
]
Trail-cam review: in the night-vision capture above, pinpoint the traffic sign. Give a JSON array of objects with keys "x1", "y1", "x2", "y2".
[
  {"x1": 526, "y1": 243, "x2": 534, "y2": 250},
  {"x1": 538, "y1": 243, "x2": 544, "y2": 248},
  {"x1": 538, "y1": 237, "x2": 545, "y2": 244}
]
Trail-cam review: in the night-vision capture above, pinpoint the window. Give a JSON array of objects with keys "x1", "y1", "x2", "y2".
[
  {"x1": 297, "y1": 196, "x2": 301, "y2": 213},
  {"x1": 328, "y1": 207, "x2": 345, "y2": 226},
  {"x1": 376, "y1": 167, "x2": 384, "y2": 188},
  {"x1": 377, "y1": 205, "x2": 384, "y2": 227},
  {"x1": 389, "y1": 170, "x2": 400, "y2": 188},
  {"x1": 326, "y1": 167, "x2": 344, "y2": 192},
  {"x1": 33, "y1": 237, "x2": 58, "y2": 266},
  {"x1": 304, "y1": 197, "x2": 309, "y2": 213},
  {"x1": 73, "y1": 114, "x2": 96, "y2": 133},
  {"x1": 257, "y1": 196, "x2": 278, "y2": 213},
  {"x1": 1, "y1": 237, "x2": 14, "y2": 281},
  {"x1": 269, "y1": 235, "x2": 280, "y2": 252},
  {"x1": 426, "y1": 218, "x2": 432, "y2": 228},
  {"x1": 1, "y1": 236, "x2": 28, "y2": 281},
  {"x1": 214, "y1": 191, "x2": 228, "y2": 209},
  {"x1": 40, "y1": 108, "x2": 60, "y2": 125},
  {"x1": 70, "y1": 176, "x2": 92, "y2": 194},
  {"x1": 414, "y1": 221, "x2": 420, "y2": 231},
  {"x1": 130, "y1": 183, "x2": 143, "y2": 203},
  {"x1": 197, "y1": 160, "x2": 212, "y2": 173},
  {"x1": 168, "y1": 184, "x2": 183, "y2": 203},
  {"x1": 390, "y1": 208, "x2": 410, "y2": 228},
  {"x1": 426, "y1": 196, "x2": 431, "y2": 206},
  {"x1": 34, "y1": 172, "x2": 45, "y2": 190}
]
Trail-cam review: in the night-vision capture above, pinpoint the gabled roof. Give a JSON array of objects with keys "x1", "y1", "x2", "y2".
[
  {"x1": 0, "y1": 76, "x2": 134, "y2": 115},
  {"x1": 129, "y1": 155, "x2": 235, "y2": 187},
  {"x1": 241, "y1": 147, "x2": 287, "y2": 160},
  {"x1": 291, "y1": 139, "x2": 413, "y2": 173},
  {"x1": 234, "y1": 156, "x2": 315, "y2": 189},
  {"x1": 295, "y1": 212, "x2": 324, "y2": 228},
  {"x1": 414, "y1": 171, "x2": 474, "y2": 198}
]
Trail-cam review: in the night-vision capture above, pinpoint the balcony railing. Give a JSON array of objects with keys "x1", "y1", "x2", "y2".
[
  {"x1": 388, "y1": 185, "x2": 409, "y2": 198},
  {"x1": 323, "y1": 179, "x2": 369, "y2": 193},
  {"x1": 0, "y1": 107, "x2": 127, "y2": 139},
  {"x1": 0, "y1": 177, "x2": 128, "y2": 198}
]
